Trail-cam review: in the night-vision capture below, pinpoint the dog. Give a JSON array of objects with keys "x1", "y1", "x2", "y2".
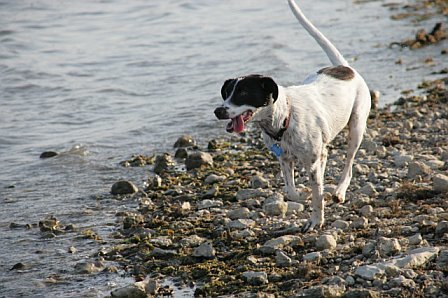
[{"x1": 214, "y1": 0, "x2": 371, "y2": 232}]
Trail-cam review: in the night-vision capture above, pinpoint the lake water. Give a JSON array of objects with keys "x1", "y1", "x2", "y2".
[{"x1": 0, "y1": 0, "x2": 445, "y2": 297}]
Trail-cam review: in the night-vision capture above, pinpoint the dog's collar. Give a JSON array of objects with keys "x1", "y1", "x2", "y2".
[{"x1": 264, "y1": 98, "x2": 291, "y2": 142}]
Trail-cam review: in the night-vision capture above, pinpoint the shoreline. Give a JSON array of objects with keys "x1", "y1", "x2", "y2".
[{"x1": 106, "y1": 74, "x2": 447, "y2": 297}]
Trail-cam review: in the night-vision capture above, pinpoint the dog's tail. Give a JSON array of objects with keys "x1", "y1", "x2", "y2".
[{"x1": 287, "y1": 0, "x2": 349, "y2": 67}]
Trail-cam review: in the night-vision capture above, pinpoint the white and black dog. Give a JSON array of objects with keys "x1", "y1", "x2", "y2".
[{"x1": 214, "y1": 0, "x2": 371, "y2": 232}]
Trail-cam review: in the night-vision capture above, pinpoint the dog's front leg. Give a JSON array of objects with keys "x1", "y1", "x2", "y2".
[
  {"x1": 279, "y1": 157, "x2": 300, "y2": 201},
  {"x1": 302, "y1": 160, "x2": 325, "y2": 232}
]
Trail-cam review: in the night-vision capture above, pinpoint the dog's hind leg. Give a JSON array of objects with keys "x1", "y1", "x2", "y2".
[
  {"x1": 333, "y1": 94, "x2": 370, "y2": 203},
  {"x1": 279, "y1": 157, "x2": 301, "y2": 202}
]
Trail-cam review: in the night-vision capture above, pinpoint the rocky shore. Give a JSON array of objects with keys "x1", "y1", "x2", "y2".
[{"x1": 102, "y1": 73, "x2": 448, "y2": 297}]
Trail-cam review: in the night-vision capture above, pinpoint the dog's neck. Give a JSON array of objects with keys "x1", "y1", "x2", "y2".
[{"x1": 253, "y1": 86, "x2": 290, "y2": 138}]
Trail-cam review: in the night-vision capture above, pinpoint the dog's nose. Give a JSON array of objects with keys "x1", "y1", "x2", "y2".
[{"x1": 214, "y1": 107, "x2": 229, "y2": 119}]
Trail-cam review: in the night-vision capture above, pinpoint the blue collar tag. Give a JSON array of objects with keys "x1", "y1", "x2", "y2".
[{"x1": 270, "y1": 143, "x2": 284, "y2": 157}]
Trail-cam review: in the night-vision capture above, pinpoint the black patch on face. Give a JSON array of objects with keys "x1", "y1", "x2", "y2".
[
  {"x1": 317, "y1": 65, "x2": 355, "y2": 81},
  {"x1": 221, "y1": 75, "x2": 278, "y2": 107}
]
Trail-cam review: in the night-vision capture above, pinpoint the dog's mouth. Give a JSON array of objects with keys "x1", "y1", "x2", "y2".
[{"x1": 226, "y1": 110, "x2": 253, "y2": 133}]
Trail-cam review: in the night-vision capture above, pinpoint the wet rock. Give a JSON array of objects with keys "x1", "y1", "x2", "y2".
[
  {"x1": 153, "y1": 153, "x2": 174, "y2": 174},
  {"x1": 111, "y1": 280, "x2": 152, "y2": 298},
  {"x1": 174, "y1": 148, "x2": 188, "y2": 159},
  {"x1": 250, "y1": 174, "x2": 270, "y2": 189},
  {"x1": 263, "y1": 193, "x2": 287, "y2": 217},
  {"x1": 74, "y1": 261, "x2": 104, "y2": 274},
  {"x1": 275, "y1": 250, "x2": 292, "y2": 267},
  {"x1": 242, "y1": 271, "x2": 268, "y2": 285},
  {"x1": 204, "y1": 174, "x2": 226, "y2": 184},
  {"x1": 150, "y1": 248, "x2": 178, "y2": 258},
  {"x1": 355, "y1": 264, "x2": 384, "y2": 281},
  {"x1": 68, "y1": 246, "x2": 77, "y2": 254},
  {"x1": 111, "y1": 180, "x2": 138, "y2": 195},
  {"x1": 193, "y1": 242, "x2": 216, "y2": 259},
  {"x1": 197, "y1": 199, "x2": 223, "y2": 210},
  {"x1": 378, "y1": 237, "x2": 401, "y2": 257},
  {"x1": 40, "y1": 151, "x2": 58, "y2": 159},
  {"x1": 407, "y1": 161, "x2": 431, "y2": 179},
  {"x1": 10, "y1": 262, "x2": 27, "y2": 271},
  {"x1": 433, "y1": 173, "x2": 448, "y2": 193},
  {"x1": 123, "y1": 214, "x2": 144, "y2": 229},
  {"x1": 185, "y1": 151, "x2": 213, "y2": 170},
  {"x1": 316, "y1": 234, "x2": 337, "y2": 251},
  {"x1": 173, "y1": 135, "x2": 195, "y2": 148}
]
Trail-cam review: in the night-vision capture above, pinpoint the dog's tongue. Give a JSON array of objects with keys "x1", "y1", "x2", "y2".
[{"x1": 232, "y1": 115, "x2": 244, "y2": 133}]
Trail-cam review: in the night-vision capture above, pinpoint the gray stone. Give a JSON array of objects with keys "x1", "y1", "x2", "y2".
[
  {"x1": 110, "y1": 283, "x2": 147, "y2": 298},
  {"x1": 408, "y1": 233, "x2": 422, "y2": 245},
  {"x1": 228, "y1": 207, "x2": 251, "y2": 220},
  {"x1": 355, "y1": 265, "x2": 384, "y2": 280},
  {"x1": 343, "y1": 289, "x2": 379, "y2": 298},
  {"x1": 242, "y1": 271, "x2": 268, "y2": 285},
  {"x1": 389, "y1": 275, "x2": 416, "y2": 288},
  {"x1": 407, "y1": 161, "x2": 431, "y2": 179},
  {"x1": 236, "y1": 189, "x2": 271, "y2": 200},
  {"x1": 394, "y1": 246, "x2": 440, "y2": 269},
  {"x1": 204, "y1": 174, "x2": 226, "y2": 185},
  {"x1": 185, "y1": 152, "x2": 213, "y2": 170},
  {"x1": 295, "y1": 285, "x2": 345, "y2": 298},
  {"x1": 111, "y1": 180, "x2": 138, "y2": 195},
  {"x1": 331, "y1": 220, "x2": 350, "y2": 230},
  {"x1": 359, "y1": 205, "x2": 374, "y2": 217},
  {"x1": 316, "y1": 234, "x2": 337, "y2": 251},
  {"x1": 275, "y1": 250, "x2": 292, "y2": 267},
  {"x1": 227, "y1": 219, "x2": 255, "y2": 230},
  {"x1": 362, "y1": 242, "x2": 376, "y2": 257},
  {"x1": 435, "y1": 221, "x2": 448, "y2": 235},
  {"x1": 345, "y1": 276, "x2": 355, "y2": 286},
  {"x1": 74, "y1": 261, "x2": 104, "y2": 274},
  {"x1": 436, "y1": 249, "x2": 448, "y2": 269},
  {"x1": 174, "y1": 148, "x2": 188, "y2": 159},
  {"x1": 378, "y1": 237, "x2": 401, "y2": 257},
  {"x1": 250, "y1": 175, "x2": 270, "y2": 189},
  {"x1": 260, "y1": 235, "x2": 302, "y2": 255},
  {"x1": 286, "y1": 202, "x2": 305, "y2": 215},
  {"x1": 192, "y1": 243, "x2": 215, "y2": 259},
  {"x1": 303, "y1": 251, "x2": 322, "y2": 262},
  {"x1": 197, "y1": 199, "x2": 223, "y2": 210},
  {"x1": 351, "y1": 217, "x2": 369, "y2": 229},
  {"x1": 359, "y1": 183, "x2": 378, "y2": 197},
  {"x1": 153, "y1": 153, "x2": 174, "y2": 174},
  {"x1": 180, "y1": 235, "x2": 206, "y2": 248},
  {"x1": 173, "y1": 135, "x2": 195, "y2": 148},
  {"x1": 263, "y1": 195, "x2": 288, "y2": 217},
  {"x1": 433, "y1": 173, "x2": 448, "y2": 193},
  {"x1": 354, "y1": 164, "x2": 370, "y2": 175},
  {"x1": 150, "y1": 247, "x2": 177, "y2": 258},
  {"x1": 393, "y1": 153, "x2": 414, "y2": 167}
]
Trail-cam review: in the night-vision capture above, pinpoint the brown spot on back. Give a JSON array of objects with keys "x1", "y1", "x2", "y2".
[{"x1": 317, "y1": 65, "x2": 355, "y2": 81}]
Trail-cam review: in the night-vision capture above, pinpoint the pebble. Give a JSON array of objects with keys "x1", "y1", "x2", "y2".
[
  {"x1": 303, "y1": 251, "x2": 321, "y2": 262},
  {"x1": 242, "y1": 271, "x2": 268, "y2": 285},
  {"x1": 286, "y1": 202, "x2": 304, "y2": 215},
  {"x1": 40, "y1": 151, "x2": 58, "y2": 159},
  {"x1": 316, "y1": 234, "x2": 337, "y2": 251},
  {"x1": 180, "y1": 235, "x2": 206, "y2": 247},
  {"x1": 263, "y1": 194, "x2": 287, "y2": 217},
  {"x1": 296, "y1": 285, "x2": 346, "y2": 298},
  {"x1": 359, "y1": 183, "x2": 378, "y2": 197},
  {"x1": 153, "y1": 153, "x2": 174, "y2": 174},
  {"x1": 228, "y1": 207, "x2": 251, "y2": 220},
  {"x1": 74, "y1": 261, "x2": 104, "y2": 274},
  {"x1": 227, "y1": 219, "x2": 256, "y2": 230},
  {"x1": 433, "y1": 173, "x2": 448, "y2": 193},
  {"x1": 192, "y1": 242, "x2": 216, "y2": 259},
  {"x1": 275, "y1": 250, "x2": 292, "y2": 267},
  {"x1": 236, "y1": 189, "x2": 271, "y2": 200},
  {"x1": 173, "y1": 135, "x2": 196, "y2": 148},
  {"x1": 150, "y1": 247, "x2": 178, "y2": 258},
  {"x1": 435, "y1": 221, "x2": 448, "y2": 235},
  {"x1": 111, "y1": 180, "x2": 138, "y2": 195},
  {"x1": 407, "y1": 161, "x2": 432, "y2": 179},
  {"x1": 355, "y1": 265, "x2": 385, "y2": 281},
  {"x1": 378, "y1": 237, "x2": 401, "y2": 257},
  {"x1": 351, "y1": 217, "x2": 369, "y2": 229},
  {"x1": 204, "y1": 174, "x2": 226, "y2": 184},
  {"x1": 408, "y1": 233, "x2": 422, "y2": 245},
  {"x1": 185, "y1": 151, "x2": 213, "y2": 170},
  {"x1": 331, "y1": 219, "x2": 350, "y2": 230},
  {"x1": 197, "y1": 199, "x2": 223, "y2": 210},
  {"x1": 260, "y1": 235, "x2": 301, "y2": 255},
  {"x1": 359, "y1": 205, "x2": 374, "y2": 217},
  {"x1": 250, "y1": 174, "x2": 270, "y2": 189}
]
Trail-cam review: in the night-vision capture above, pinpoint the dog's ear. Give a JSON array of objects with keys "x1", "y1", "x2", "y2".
[
  {"x1": 221, "y1": 79, "x2": 236, "y2": 100},
  {"x1": 260, "y1": 76, "x2": 279, "y2": 103}
]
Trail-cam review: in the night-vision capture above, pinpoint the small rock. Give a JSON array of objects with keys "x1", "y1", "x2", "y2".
[
  {"x1": 408, "y1": 233, "x2": 422, "y2": 245},
  {"x1": 433, "y1": 174, "x2": 448, "y2": 193},
  {"x1": 393, "y1": 153, "x2": 414, "y2": 167},
  {"x1": 185, "y1": 152, "x2": 213, "y2": 170},
  {"x1": 260, "y1": 235, "x2": 302, "y2": 255},
  {"x1": 242, "y1": 271, "x2": 268, "y2": 285},
  {"x1": 355, "y1": 265, "x2": 384, "y2": 281},
  {"x1": 173, "y1": 135, "x2": 195, "y2": 148},
  {"x1": 236, "y1": 189, "x2": 271, "y2": 200},
  {"x1": 362, "y1": 242, "x2": 376, "y2": 257},
  {"x1": 303, "y1": 251, "x2": 321, "y2": 262},
  {"x1": 40, "y1": 151, "x2": 58, "y2": 159},
  {"x1": 296, "y1": 285, "x2": 346, "y2": 298},
  {"x1": 331, "y1": 220, "x2": 350, "y2": 230},
  {"x1": 343, "y1": 289, "x2": 379, "y2": 298},
  {"x1": 316, "y1": 234, "x2": 337, "y2": 251},
  {"x1": 250, "y1": 174, "x2": 270, "y2": 189},
  {"x1": 359, "y1": 205, "x2": 374, "y2": 217},
  {"x1": 354, "y1": 164, "x2": 370, "y2": 175},
  {"x1": 192, "y1": 243, "x2": 216, "y2": 259},
  {"x1": 407, "y1": 161, "x2": 431, "y2": 179},
  {"x1": 436, "y1": 249, "x2": 448, "y2": 269},
  {"x1": 111, "y1": 282, "x2": 147, "y2": 298},
  {"x1": 111, "y1": 180, "x2": 138, "y2": 195},
  {"x1": 359, "y1": 183, "x2": 378, "y2": 197},
  {"x1": 228, "y1": 207, "x2": 251, "y2": 220},
  {"x1": 197, "y1": 199, "x2": 223, "y2": 210},
  {"x1": 227, "y1": 219, "x2": 256, "y2": 230},
  {"x1": 378, "y1": 237, "x2": 401, "y2": 257},
  {"x1": 74, "y1": 261, "x2": 104, "y2": 274},
  {"x1": 68, "y1": 246, "x2": 77, "y2": 254},
  {"x1": 180, "y1": 235, "x2": 206, "y2": 248},
  {"x1": 263, "y1": 194, "x2": 287, "y2": 217},
  {"x1": 394, "y1": 246, "x2": 440, "y2": 269},
  {"x1": 286, "y1": 202, "x2": 305, "y2": 215},
  {"x1": 351, "y1": 217, "x2": 369, "y2": 229},
  {"x1": 150, "y1": 247, "x2": 177, "y2": 258},
  {"x1": 275, "y1": 250, "x2": 292, "y2": 267},
  {"x1": 174, "y1": 148, "x2": 188, "y2": 159},
  {"x1": 345, "y1": 276, "x2": 355, "y2": 286},
  {"x1": 204, "y1": 174, "x2": 226, "y2": 184},
  {"x1": 153, "y1": 153, "x2": 174, "y2": 174},
  {"x1": 435, "y1": 221, "x2": 448, "y2": 235},
  {"x1": 389, "y1": 275, "x2": 416, "y2": 288}
]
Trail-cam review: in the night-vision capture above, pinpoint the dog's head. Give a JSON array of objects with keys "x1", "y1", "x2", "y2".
[{"x1": 214, "y1": 75, "x2": 278, "y2": 133}]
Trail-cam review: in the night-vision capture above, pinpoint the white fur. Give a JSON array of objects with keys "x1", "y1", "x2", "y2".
[{"x1": 223, "y1": 0, "x2": 371, "y2": 231}]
